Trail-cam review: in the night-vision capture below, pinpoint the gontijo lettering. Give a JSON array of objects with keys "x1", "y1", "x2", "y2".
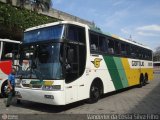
[{"x1": 132, "y1": 61, "x2": 144, "y2": 66}]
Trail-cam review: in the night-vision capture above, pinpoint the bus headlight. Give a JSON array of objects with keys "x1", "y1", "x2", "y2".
[
  {"x1": 15, "y1": 83, "x2": 22, "y2": 88},
  {"x1": 42, "y1": 85, "x2": 61, "y2": 91},
  {"x1": 15, "y1": 79, "x2": 22, "y2": 88}
]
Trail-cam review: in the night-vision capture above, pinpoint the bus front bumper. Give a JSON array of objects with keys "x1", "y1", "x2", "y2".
[{"x1": 15, "y1": 88, "x2": 66, "y2": 105}]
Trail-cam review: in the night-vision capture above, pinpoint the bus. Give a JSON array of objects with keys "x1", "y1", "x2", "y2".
[
  {"x1": 153, "y1": 61, "x2": 160, "y2": 78},
  {"x1": 0, "y1": 39, "x2": 21, "y2": 97},
  {"x1": 15, "y1": 21, "x2": 153, "y2": 105},
  {"x1": 153, "y1": 61, "x2": 160, "y2": 68}
]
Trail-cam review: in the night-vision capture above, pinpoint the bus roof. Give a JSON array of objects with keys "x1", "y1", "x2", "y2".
[
  {"x1": 0, "y1": 39, "x2": 21, "y2": 44},
  {"x1": 25, "y1": 21, "x2": 88, "y2": 32},
  {"x1": 24, "y1": 21, "x2": 151, "y2": 51}
]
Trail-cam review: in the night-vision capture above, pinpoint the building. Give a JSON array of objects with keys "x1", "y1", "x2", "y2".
[{"x1": 0, "y1": 0, "x2": 94, "y2": 27}]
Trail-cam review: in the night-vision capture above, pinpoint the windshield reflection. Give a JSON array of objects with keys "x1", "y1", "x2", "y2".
[{"x1": 17, "y1": 43, "x2": 63, "y2": 80}]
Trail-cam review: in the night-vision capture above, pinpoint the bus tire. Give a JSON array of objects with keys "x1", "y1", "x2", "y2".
[
  {"x1": 87, "y1": 80, "x2": 102, "y2": 103},
  {"x1": 17, "y1": 99, "x2": 21, "y2": 104},
  {"x1": 139, "y1": 74, "x2": 144, "y2": 88},
  {"x1": 144, "y1": 73, "x2": 148, "y2": 85},
  {"x1": 1, "y1": 81, "x2": 8, "y2": 98}
]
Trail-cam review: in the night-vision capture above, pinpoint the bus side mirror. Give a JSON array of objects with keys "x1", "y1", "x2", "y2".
[
  {"x1": 67, "y1": 49, "x2": 74, "y2": 63},
  {"x1": 5, "y1": 53, "x2": 13, "y2": 58}
]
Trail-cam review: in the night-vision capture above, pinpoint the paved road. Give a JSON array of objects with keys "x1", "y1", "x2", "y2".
[{"x1": 0, "y1": 76, "x2": 160, "y2": 116}]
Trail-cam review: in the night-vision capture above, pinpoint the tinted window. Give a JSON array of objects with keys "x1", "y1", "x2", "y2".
[
  {"x1": 115, "y1": 40, "x2": 121, "y2": 55},
  {"x1": 108, "y1": 39, "x2": 114, "y2": 54},
  {"x1": 90, "y1": 33, "x2": 99, "y2": 52},
  {"x1": 2, "y1": 42, "x2": 19, "y2": 60},
  {"x1": 136, "y1": 47, "x2": 141, "y2": 59},
  {"x1": 130, "y1": 45, "x2": 136, "y2": 58},
  {"x1": 148, "y1": 50, "x2": 152, "y2": 60},
  {"x1": 67, "y1": 25, "x2": 85, "y2": 43},
  {"x1": 126, "y1": 44, "x2": 130, "y2": 56},
  {"x1": 121, "y1": 43, "x2": 127, "y2": 56},
  {"x1": 99, "y1": 36, "x2": 108, "y2": 53}
]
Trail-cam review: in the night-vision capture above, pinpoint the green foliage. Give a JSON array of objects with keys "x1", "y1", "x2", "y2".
[
  {"x1": 154, "y1": 46, "x2": 160, "y2": 61},
  {"x1": 0, "y1": 2, "x2": 59, "y2": 31}
]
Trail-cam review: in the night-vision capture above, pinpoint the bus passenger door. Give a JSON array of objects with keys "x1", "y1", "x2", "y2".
[
  {"x1": 65, "y1": 25, "x2": 86, "y2": 103},
  {"x1": 65, "y1": 45, "x2": 79, "y2": 104},
  {"x1": 65, "y1": 82, "x2": 78, "y2": 104}
]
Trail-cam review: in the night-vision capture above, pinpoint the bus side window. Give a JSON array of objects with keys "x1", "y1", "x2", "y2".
[
  {"x1": 126, "y1": 44, "x2": 131, "y2": 57},
  {"x1": 99, "y1": 36, "x2": 108, "y2": 53},
  {"x1": 144, "y1": 50, "x2": 148, "y2": 59},
  {"x1": 67, "y1": 25, "x2": 85, "y2": 44},
  {"x1": 130, "y1": 45, "x2": 136, "y2": 58},
  {"x1": 121, "y1": 43, "x2": 127, "y2": 56},
  {"x1": 90, "y1": 33, "x2": 99, "y2": 52},
  {"x1": 135, "y1": 47, "x2": 139, "y2": 59},
  {"x1": 2, "y1": 42, "x2": 18, "y2": 60},
  {"x1": 108, "y1": 39, "x2": 114, "y2": 54},
  {"x1": 149, "y1": 51, "x2": 153, "y2": 60},
  {"x1": 68, "y1": 26, "x2": 78, "y2": 42},
  {"x1": 2, "y1": 42, "x2": 12, "y2": 60},
  {"x1": 139, "y1": 48, "x2": 143, "y2": 59},
  {"x1": 148, "y1": 50, "x2": 152, "y2": 60},
  {"x1": 141, "y1": 49, "x2": 145, "y2": 59},
  {"x1": 115, "y1": 40, "x2": 121, "y2": 55}
]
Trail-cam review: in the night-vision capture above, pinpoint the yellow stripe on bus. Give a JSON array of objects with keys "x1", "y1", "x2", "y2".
[{"x1": 121, "y1": 58, "x2": 153, "y2": 87}]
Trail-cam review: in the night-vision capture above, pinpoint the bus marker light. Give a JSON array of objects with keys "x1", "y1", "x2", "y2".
[{"x1": 44, "y1": 95, "x2": 54, "y2": 99}]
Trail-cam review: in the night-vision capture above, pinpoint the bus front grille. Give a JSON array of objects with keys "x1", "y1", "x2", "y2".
[
  {"x1": 22, "y1": 84, "x2": 30, "y2": 88},
  {"x1": 31, "y1": 84, "x2": 42, "y2": 88}
]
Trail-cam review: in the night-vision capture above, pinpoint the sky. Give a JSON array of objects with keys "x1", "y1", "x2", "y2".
[{"x1": 52, "y1": 0, "x2": 160, "y2": 51}]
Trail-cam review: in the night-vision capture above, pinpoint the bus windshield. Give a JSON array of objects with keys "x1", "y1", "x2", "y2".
[
  {"x1": 24, "y1": 25, "x2": 64, "y2": 43},
  {"x1": 17, "y1": 43, "x2": 63, "y2": 80}
]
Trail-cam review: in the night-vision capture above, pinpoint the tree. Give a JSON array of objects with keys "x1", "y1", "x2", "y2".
[
  {"x1": 6, "y1": 0, "x2": 12, "y2": 4},
  {"x1": 19, "y1": 0, "x2": 26, "y2": 8},
  {"x1": 18, "y1": 0, "x2": 52, "y2": 12},
  {"x1": 34, "y1": 0, "x2": 51, "y2": 12},
  {"x1": 153, "y1": 46, "x2": 160, "y2": 61},
  {"x1": 0, "y1": 2, "x2": 58, "y2": 40}
]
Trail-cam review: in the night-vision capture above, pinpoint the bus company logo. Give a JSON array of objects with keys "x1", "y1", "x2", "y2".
[
  {"x1": 91, "y1": 58, "x2": 102, "y2": 68},
  {"x1": 2, "y1": 114, "x2": 8, "y2": 120}
]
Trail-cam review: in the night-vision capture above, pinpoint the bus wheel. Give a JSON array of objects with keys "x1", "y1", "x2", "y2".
[
  {"x1": 88, "y1": 83, "x2": 100, "y2": 103},
  {"x1": 17, "y1": 99, "x2": 21, "y2": 104},
  {"x1": 139, "y1": 74, "x2": 144, "y2": 88},
  {"x1": 1, "y1": 81, "x2": 8, "y2": 98},
  {"x1": 144, "y1": 73, "x2": 148, "y2": 85}
]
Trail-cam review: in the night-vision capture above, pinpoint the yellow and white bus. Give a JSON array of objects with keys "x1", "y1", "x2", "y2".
[
  {"x1": 153, "y1": 61, "x2": 160, "y2": 79},
  {"x1": 154, "y1": 61, "x2": 160, "y2": 68},
  {"x1": 0, "y1": 39, "x2": 20, "y2": 97},
  {"x1": 15, "y1": 21, "x2": 153, "y2": 105}
]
